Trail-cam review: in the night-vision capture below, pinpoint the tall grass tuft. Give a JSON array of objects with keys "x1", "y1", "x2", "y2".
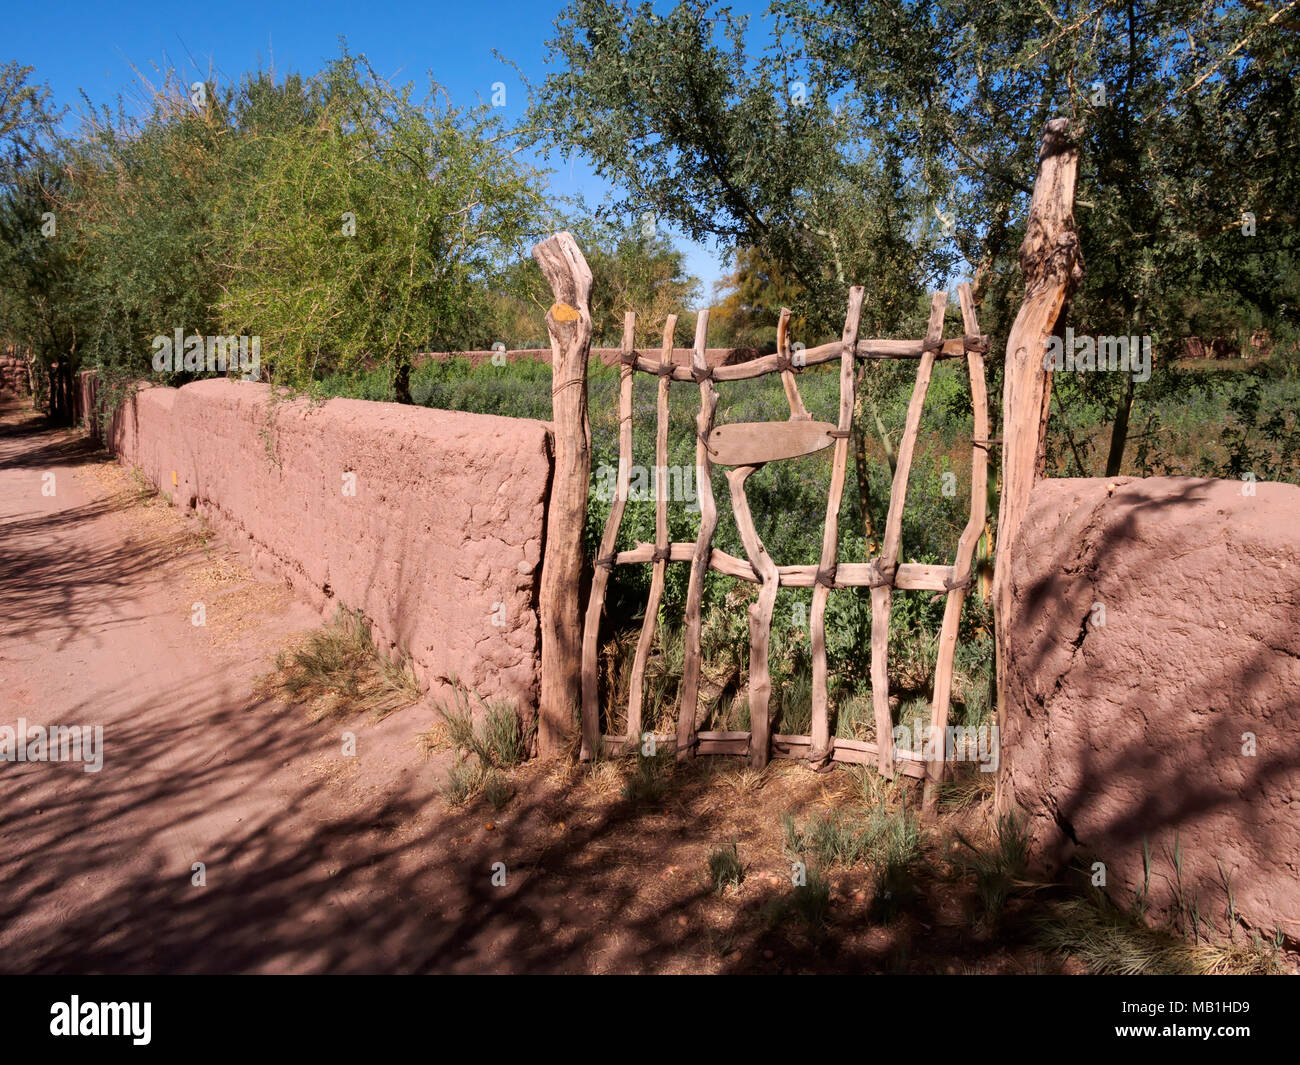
[
  {"x1": 948, "y1": 813, "x2": 1033, "y2": 924},
  {"x1": 271, "y1": 605, "x2": 420, "y2": 720},
  {"x1": 621, "y1": 747, "x2": 675, "y2": 804},
  {"x1": 707, "y1": 842, "x2": 745, "y2": 895},
  {"x1": 431, "y1": 681, "x2": 534, "y2": 808}
]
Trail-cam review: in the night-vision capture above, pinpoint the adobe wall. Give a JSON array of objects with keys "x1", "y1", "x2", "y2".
[
  {"x1": 1001, "y1": 475, "x2": 1300, "y2": 939},
  {"x1": 0, "y1": 352, "x2": 29, "y2": 393},
  {"x1": 79, "y1": 373, "x2": 552, "y2": 714}
]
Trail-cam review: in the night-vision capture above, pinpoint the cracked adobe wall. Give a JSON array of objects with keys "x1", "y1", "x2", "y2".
[
  {"x1": 80, "y1": 374, "x2": 551, "y2": 713},
  {"x1": 1002, "y1": 475, "x2": 1300, "y2": 939}
]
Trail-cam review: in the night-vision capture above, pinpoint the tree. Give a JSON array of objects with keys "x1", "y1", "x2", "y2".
[
  {"x1": 784, "y1": 0, "x2": 1300, "y2": 472},
  {"x1": 12, "y1": 49, "x2": 549, "y2": 404},
  {"x1": 0, "y1": 156, "x2": 84, "y2": 420},
  {"x1": 526, "y1": 0, "x2": 947, "y2": 337},
  {"x1": 581, "y1": 219, "x2": 700, "y2": 345},
  {"x1": 709, "y1": 246, "x2": 806, "y2": 348},
  {"x1": 483, "y1": 216, "x2": 700, "y2": 348},
  {"x1": 530, "y1": 0, "x2": 1300, "y2": 475},
  {"x1": 58, "y1": 65, "x2": 233, "y2": 387},
  {"x1": 0, "y1": 61, "x2": 55, "y2": 166},
  {"x1": 0, "y1": 63, "x2": 79, "y2": 421},
  {"x1": 218, "y1": 52, "x2": 547, "y2": 399}
]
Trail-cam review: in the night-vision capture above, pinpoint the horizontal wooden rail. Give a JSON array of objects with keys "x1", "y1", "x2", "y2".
[
  {"x1": 609, "y1": 541, "x2": 954, "y2": 591},
  {"x1": 418, "y1": 339, "x2": 990, "y2": 372},
  {"x1": 600, "y1": 731, "x2": 929, "y2": 779},
  {"x1": 611, "y1": 336, "x2": 990, "y2": 382}
]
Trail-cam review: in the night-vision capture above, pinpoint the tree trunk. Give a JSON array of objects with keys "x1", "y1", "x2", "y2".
[
  {"x1": 46, "y1": 360, "x2": 74, "y2": 425},
  {"x1": 851, "y1": 421, "x2": 881, "y2": 553},
  {"x1": 852, "y1": 361, "x2": 897, "y2": 546},
  {"x1": 1104, "y1": 374, "x2": 1136, "y2": 477},
  {"x1": 393, "y1": 358, "x2": 413, "y2": 404}
]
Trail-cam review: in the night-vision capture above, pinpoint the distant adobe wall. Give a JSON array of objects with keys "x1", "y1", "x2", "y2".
[
  {"x1": 79, "y1": 373, "x2": 552, "y2": 713},
  {"x1": 1001, "y1": 475, "x2": 1300, "y2": 939},
  {"x1": 0, "y1": 352, "x2": 29, "y2": 394}
]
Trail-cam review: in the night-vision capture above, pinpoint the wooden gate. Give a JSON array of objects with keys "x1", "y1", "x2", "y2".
[
  {"x1": 579, "y1": 283, "x2": 991, "y2": 799},
  {"x1": 531, "y1": 120, "x2": 1083, "y2": 813}
]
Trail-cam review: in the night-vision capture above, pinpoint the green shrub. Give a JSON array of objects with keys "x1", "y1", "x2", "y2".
[
  {"x1": 707, "y1": 843, "x2": 745, "y2": 894},
  {"x1": 482, "y1": 770, "x2": 512, "y2": 811},
  {"x1": 433, "y1": 681, "x2": 533, "y2": 808}
]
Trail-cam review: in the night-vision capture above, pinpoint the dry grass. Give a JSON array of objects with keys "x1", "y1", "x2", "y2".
[
  {"x1": 578, "y1": 758, "x2": 627, "y2": 800},
  {"x1": 559, "y1": 746, "x2": 1294, "y2": 972},
  {"x1": 268, "y1": 605, "x2": 421, "y2": 721},
  {"x1": 425, "y1": 681, "x2": 534, "y2": 808},
  {"x1": 424, "y1": 740, "x2": 1296, "y2": 973},
  {"x1": 1035, "y1": 894, "x2": 1287, "y2": 975},
  {"x1": 716, "y1": 763, "x2": 770, "y2": 798},
  {"x1": 934, "y1": 768, "x2": 996, "y2": 813}
]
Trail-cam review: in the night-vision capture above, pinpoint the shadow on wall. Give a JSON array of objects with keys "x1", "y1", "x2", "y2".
[{"x1": 1001, "y1": 474, "x2": 1300, "y2": 941}]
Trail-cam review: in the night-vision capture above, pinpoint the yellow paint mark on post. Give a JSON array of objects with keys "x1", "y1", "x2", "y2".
[
  {"x1": 172, "y1": 470, "x2": 178, "y2": 487},
  {"x1": 551, "y1": 302, "x2": 580, "y2": 323}
]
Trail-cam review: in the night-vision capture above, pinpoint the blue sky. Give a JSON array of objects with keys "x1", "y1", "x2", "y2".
[{"x1": 7, "y1": 0, "x2": 734, "y2": 299}]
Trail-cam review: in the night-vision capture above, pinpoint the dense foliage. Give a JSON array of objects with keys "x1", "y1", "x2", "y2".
[{"x1": 0, "y1": 49, "x2": 699, "y2": 409}]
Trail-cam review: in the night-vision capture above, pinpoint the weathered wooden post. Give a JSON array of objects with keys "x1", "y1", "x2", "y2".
[
  {"x1": 676, "y1": 310, "x2": 716, "y2": 761},
  {"x1": 993, "y1": 119, "x2": 1084, "y2": 807},
  {"x1": 581, "y1": 311, "x2": 636, "y2": 760},
  {"x1": 532, "y1": 232, "x2": 594, "y2": 757}
]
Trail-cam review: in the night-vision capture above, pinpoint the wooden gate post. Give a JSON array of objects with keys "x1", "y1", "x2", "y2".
[
  {"x1": 533, "y1": 232, "x2": 594, "y2": 758},
  {"x1": 993, "y1": 119, "x2": 1084, "y2": 807}
]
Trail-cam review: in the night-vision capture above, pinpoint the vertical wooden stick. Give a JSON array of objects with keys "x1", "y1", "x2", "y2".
[
  {"x1": 867, "y1": 582, "x2": 893, "y2": 774},
  {"x1": 777, "y1": 307, "x2": 811, "y2": 420},
  {"x1": 923, "y1": 284, "x2": 988, "y2": 810},
  {"x1": 627, "y1": 315, "x2": 677, "y2": 744},
  {"x1": 809, "y1": 286, "x2": 865, "y2": 769},
  {"x1": 996, "y1": 119, "x2": 1084, "y2": 567},
  {"x1": 727, "y1": 465, "x2": 779, "y2": 768},
  {"x1": 871, "y1": 290, "x2": 948, "y2": 777},
  {"x1": 580, "y1": 312, "x2": 636, "y2": 758},
  {"x1": 676, "y1": 310, "x2": 715, "y2": 761},
  {"x1": 532, "y1": 232, "x2": 593, "y2": 758}
]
